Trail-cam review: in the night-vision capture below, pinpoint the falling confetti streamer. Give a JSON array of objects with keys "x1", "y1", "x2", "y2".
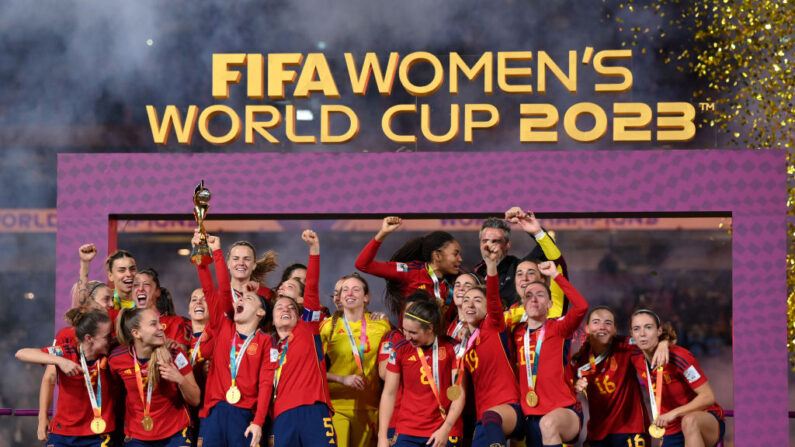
[{"x1": 605, "y1": 0, "x2": 794, "y2": 367}]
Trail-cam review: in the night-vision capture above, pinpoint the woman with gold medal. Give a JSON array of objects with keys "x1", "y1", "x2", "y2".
[
  {"x1": 110, "y1": 307, "x2": 200, "y2": 446},
  {"x1": 190, "y1": 230, "x2": 277, "y2": 447},
  {"x1": 511, "y1": 261, "x2": 588, "y2": 447},
  {"x1": 456, "y1": 241, "x2": 525, "y2": 445},
  {"x1": 569, "y1": 306, "x2": 671, "y2": 447},
  {"x1": 16, "y1": 308, "x2": 116, "y2": 446},
  {"x1": 629, "y1": 309, "x2": 725, "y2": 447}
]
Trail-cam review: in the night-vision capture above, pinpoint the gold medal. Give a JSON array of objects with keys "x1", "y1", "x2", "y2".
[
  {"x1": 649, "y1": 424, "x2": 665, "y2": 438},
  {"x1": 89, "y1": 417, "x2": 106, "y2": 434},
  {"x1": 142, "y1": 415, "x2": 154, "y2": 432},
  {"x1": 525, "y1": 390, "x2": 539, "y2": 407},
  {"x1": 226, "y1": 385, "x2": 241, "y2": 404},
  {"x1": 446, "y1": 385, "x2": 462, "y2": 401}
]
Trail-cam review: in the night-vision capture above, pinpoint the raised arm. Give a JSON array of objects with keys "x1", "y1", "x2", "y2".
[
  {"x1": 538, "y1": 261, "x2": 587, "y2": 337},
  {"x1": 194, "y1": 232, "x2": 233, "y2": 330},
  {"x1": 74, "y1": 243, "x2": 98, "y2": 308},
  {"x1": 482, "y1": 241, "x2": 505, "y2": 331},
  {"x1": 355, "y1": 217, "x2": 409, "y2": 281},
  {"x1": 301, "y1": 230, "x2": 321, "y2": 313}
]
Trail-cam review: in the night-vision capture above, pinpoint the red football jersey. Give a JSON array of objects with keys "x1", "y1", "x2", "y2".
[
  {"x1": 196, "y1": 249, "x2": 277, "y2": 426},
  {"x1": 355, "y1": 238, "x2": 452, "y2": 308},
  {"x1": 108, "y1": 345, "x2": 192, "y2": 441},
  {"x1": 513, "y1": 275, "x2": 587, "y2": 416},
  {"x1": 630, "y1": 345, "x2": 724, "y2": 435},
  {"x1": 160, "y1": 315, "x2": 189, "y2": 347},
  {"x1": 387, "y1": 338, "x2": 463, "y2": 438},
  {"x1": 271, "y1": 254, "x2": 332, "y2": 419},
  {"x1": 465, "y1": 275, "x2": 520, "y2": 419},
  {"x1": 41, "y1": 332, "x2": 116, "y2": 436},
  {"x1": 569, "y1": 338, "x2": 648, "y2": 440}
]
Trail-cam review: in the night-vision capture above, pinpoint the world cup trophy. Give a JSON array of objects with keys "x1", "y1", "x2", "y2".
[{"x1": 190, "y1": 180, "x2": 213, "y2": 266}]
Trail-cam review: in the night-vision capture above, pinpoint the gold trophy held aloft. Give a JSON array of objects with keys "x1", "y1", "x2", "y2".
[{"x1": 190, "y1": 180, "x2": 213, "y2": 266}]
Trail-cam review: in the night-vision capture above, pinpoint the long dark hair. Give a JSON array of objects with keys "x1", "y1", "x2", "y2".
[
  {"x1": 402, "y1": 299, "x2": 442, "y2": 336},
  {"x1": 385, "y1": 231, "x2": 456, "y2": 316}
]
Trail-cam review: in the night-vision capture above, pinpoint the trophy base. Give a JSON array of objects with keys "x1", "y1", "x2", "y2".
[{"x1": 190, "y1": 243, "x2": 213, "y2": 266}]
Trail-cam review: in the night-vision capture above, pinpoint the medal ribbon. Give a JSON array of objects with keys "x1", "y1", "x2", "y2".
[
  {"x1": 114, "y1": 290, "x2": 135, "y2": 309},
  {"x1": 426, "y1": 264, "x2": 453, "y2": 306},
  {"x1": 453, "y1": 328, "x2": 480, "y2": 386},
  {"x1": 417, "y1": 338, "x2": 445, "y2": 420},
  {"x1": 190, "y1": 332, "x2": 202, "y2": 366},
  {"x1": 230, "y1": 330, "x2": 256, "y2": 388},
  {"x1": 79, "y1": 345, "x2": 102, "y2": 420},
  {"x1": 273, "y1": 337, "x2": 290, "y2": 398},
  {"x1": 576, "y1": 350, "x2": 610, "y2": 378},
  {"x1": 131, "y1": 347, "x2": 152, "y2": 420},
  {"x1": 644, "y1": 360, "x2": 663, "y2": 421},
  {"x1": 523, "y1": 324, "x2": 546, "y2": 391},
  {"x1": 342, "y1": 315, "x2": 367, "y2": 375},
  {"x1": 450, "y1": 320, "x2": 465, "y2": 342},
  {"x1": 231, "y1": 283, "x2": 242, "y2": 303}
]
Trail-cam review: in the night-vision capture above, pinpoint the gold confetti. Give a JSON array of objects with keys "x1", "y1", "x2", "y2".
[{"x1": 607, "y1": 0, "x2": 794, "y2": 366}]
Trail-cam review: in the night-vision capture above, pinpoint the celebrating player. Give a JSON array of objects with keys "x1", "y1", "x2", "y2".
[
  {"x1": 629, "y1": 309, "x2": 725, "y2": 447},
  {"x1": 570, "y1": 306, "x2": 668, "y2": 447},
  {"x1": 110, "y1": 308, "x2": 200, "y2": 446},
  {"x1": 446, "y1": 273, "x2": 480, "y2": 344},
  {"x1": 269, "y1": 230, "x2": 336, "y2": 446},
  {"x1": 321, "y1": 273, "x2": 392, "y2": 446},
  {"x1": 356, "y1": 216, "x2": 462, "y2": 319},
  {"x1": 192, "y1": 232, "x2": 276, "y2": 447},
  {"x1": 131, "y1": 268, "x2": 190, "y2": 351},
  {"x1": 513, "y1": 261, "x2": 588, "y2": 447},
  {"x1": 378, "y1": 299, "x2": 465, "y2": 447},
  {"x1": 225, "y1": 240, "x2": 277, "y2": 302},
  {"x1": 17, "y1": 308, "x2": 116, "y2": 446},
  {"x1": 105, "y1": 249, "x2": 138, "y2": 309},
  {"x1": 458, "y1": 242, "x2": 524, "y2": 445}
]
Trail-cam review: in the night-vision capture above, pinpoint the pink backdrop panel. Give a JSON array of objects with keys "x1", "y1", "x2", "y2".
[{"x1": 57, "y1": 150, "x2": 785, "y2": 445}]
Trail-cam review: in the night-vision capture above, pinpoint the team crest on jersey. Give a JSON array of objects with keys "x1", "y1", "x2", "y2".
[
  {"x1": 683, "y1": 365, "x2": 701, "y2": 383},
  {"x1": 396, "y1": 263, "x2": 408, "y2": 272},
  {"x1": 438, "y1": 348, "x2": 447, "y2": 361},
  {"x1": 47, "y1": 346, "x2": 63, "y2": 357},
  {"x1": 247, "y1": 342, "x2": 258, "y2": 355}
]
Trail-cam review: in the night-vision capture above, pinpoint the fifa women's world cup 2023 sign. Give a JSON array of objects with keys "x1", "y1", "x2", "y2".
[{"x1": 145, "y1": 49, "x2": 696, "y2": 146}]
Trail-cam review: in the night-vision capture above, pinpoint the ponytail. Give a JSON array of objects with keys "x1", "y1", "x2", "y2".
[
  {"x1": 385, "y1": 231, "x2": 456, "y2": 317},
  {"x1": 64, "y1": 307, "x2": 110, "y2": 342},
  {"x1": 228, "y1": 241, "x2": 279, "y2": 285},
  {"x1": 402, "y1": 299, "x2": 442, "y2": 336}
]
